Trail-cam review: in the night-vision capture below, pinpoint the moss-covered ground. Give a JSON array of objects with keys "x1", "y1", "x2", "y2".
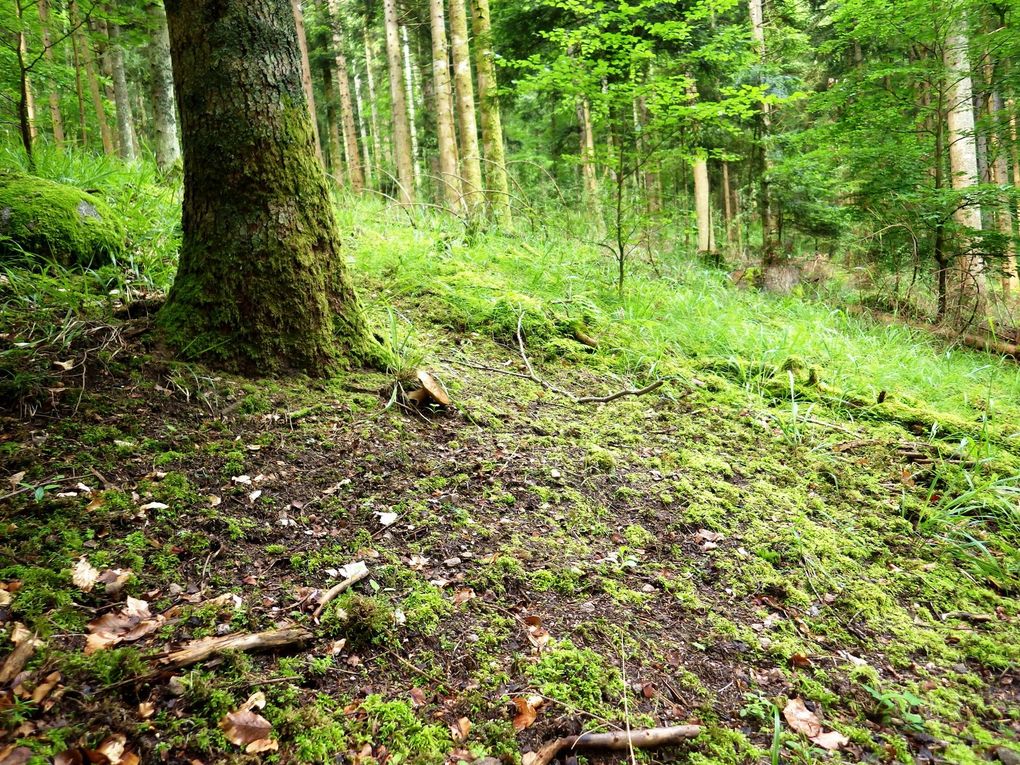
[{"x1": 1, "y1": 188, "x2": 1018, "y2": 764}]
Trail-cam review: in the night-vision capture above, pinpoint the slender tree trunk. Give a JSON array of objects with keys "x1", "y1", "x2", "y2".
[
  {"x1": 576, "y1": 97, "x2": 597, "y2": 201},
  {"x1": 400, "y1": 25, "x2": 422, "y2": 193},
  {"x1": 353, "y1": 70, "x2": 374, "y2": 188},
  {"x1": 944, "y1": 27, "x2": 987, "y2": 305},
  {"x1": 321, "y1": 63, "x2": 346, "y2": 181},
  {"x1": 722, "y1": 160, "x2": 735, "y2": 253},
  {"x1": 362, "y1": 27, "x2": 383, "y2": 186},
  {"x1": 325, "y1": 0, "x2": 365, "y2": 191},
  {"x1": 72, "y1": 1, "x2": 115, "y2": 154},
  {"x1": 95, "y1": 18, "x2": 119, "y2": 152},
  {"x1": 14, "y1": 0, "x2": 38, "y2": 162},
  {"x1": 469, "y1": 0, "x2": 511, "y2": 226},
  {"x1": 108, "y1": 23, "x2": 138, "y2": 160},
  {"x1": 448, "y1": 0, "x2": 482, "y2": 216},
  {"x1": 382, "y1": 0, "x2": 415, "y2": 204},
  {"x1": 161, "y1": 0, "x2": 379, "y2": 375},
  {"x1": 71, "y1": 23, "x2": 89, "y2": 147},
  {"x1": 38, "y1": 0, "x2": 66, "y2": 148},
  {"x1": 987, "y1": 88, "x2": 1018, "y2": 297},
  {"x1": 147, "y1": 2, "x2": 180, "y2": 170},
  {"x1": 693, "y1": 152, "x2": 711, "y2": 253},
  {"x1": 748, "y1": 0, "x2": 778, "y2": 263},
  {"x1": 292, "y1": 0, "x2": 324, "y2": 165},
  {"x1": 429, "y1": 0, "x2": 463, "y2": 211}
]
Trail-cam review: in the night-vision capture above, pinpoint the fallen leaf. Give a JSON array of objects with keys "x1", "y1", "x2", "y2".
[
  {"x1": 241, "y1": 691, "x2": 267, "y2": 711},
  {"x1": 138, "y1": 701, "x2": 155, "y2": 719},
  {"x1": 72, "y1": 557, "x2": 100, "y2": 592},
  {"x1": 409, "y1": 687, "x2": 426, "y2": 707},
  {"x1": 512, "y1": 695, "x2": 545, "y2": 731},
  {"x1": 0, "y1": 746, "x2": 33, "y2": 765},
  {"x1": 783, "y1": 697, "x2": 822, "y2": 738},
  {"x1": 810, "y1": 730, "x2": 849, "y2": 750},
  {"x1": 790, "y1": 653, "x2": 813, "y2": 669},
  {"x1": 139, "y1": 501, "x2": 169, "y2": 511},
  {"x1": 524, "y1": 616, "x2": 550, "y2": 653},
  {"x1": 30, "y1": 671, "x2": 61, "y2": 703},
  {"x1": 85, "y1": 597, "x2": 166, "y2": 654},
  {"x1": 450, "y1": 716, "x2": 471, "y2": 742},
  {"x1": 376, "y1": 511, "x2": 399, "y2": 527},
  {"x1": 220, "y1": 709, "x2": 277, "y2": 752},
  {"x1": 97, "y1": 569, "x2": 132, "y2": 596},
  {"x1": 452, "y1": 588, "x2": 476, "y2": 605},
  {"x1": 6, "y1": 472, "x2": 25, "y2": 488}
]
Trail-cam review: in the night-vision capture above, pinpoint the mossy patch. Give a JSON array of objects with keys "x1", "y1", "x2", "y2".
[{"x1": 0, "y1": 171, "x2": 126, "y2": 267}]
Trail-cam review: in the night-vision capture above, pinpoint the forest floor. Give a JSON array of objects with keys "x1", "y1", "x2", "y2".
[{"x1": 2, "y1": 203, "x2": 1020, "y2": 765}]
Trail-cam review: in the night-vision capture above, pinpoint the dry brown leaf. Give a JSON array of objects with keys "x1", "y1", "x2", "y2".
[
  {"x1": 53, "y1": 750, "x2": 84, "y2": 765},
  {"x1": 450, "y1": 716, "x2": 471, "y2": 743},
  {"x1": 810, "y1": 730, "x2": 849, "y2": 750},
  {"x1": 30, "y1": 671, "x2": 61, "y2": 703},
  {"x1": 524, "y1": 616, "x2": 550, "y2": 653},
  {"x1": 409, "y1": 687, "x2": 426, "y2": 707},
  {"x1": 85, "y1": 597, "x2": 165, "y2": 654},
  {"x1": 512, "y1": 695, "x2": 544, "y2": 731},
  {"x1": 783, "y1": 697, "x2": 822, "y2": 738},
  {"x1": 97, "y1": 569, "x2": 132, "y2": 597},
  {"x1": 72, "y1": 558, "x2": 100, "y2": 593},
  {"x1": 93, "y1": 734, "x2": 127, "y2": 765},
  {"x1": 452, "y1": 588, "x2": 475, "y2": 606},
  {"x1": 6, "y1": 471, "x2": 25, "y2": 488},
  {"x1": 0, "y1": 745, "x2": 33, "y2": 765},
  {"x1": 138, "y1": 701, "x2": 155, "y2": 719},
  {"x1": 220, "y1": 708, "x2": 276, "y2": 750}
]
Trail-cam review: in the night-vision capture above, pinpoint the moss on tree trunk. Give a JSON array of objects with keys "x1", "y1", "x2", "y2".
[{"x1": 160, "y1": 0, "x2": 383, "y2": 376}]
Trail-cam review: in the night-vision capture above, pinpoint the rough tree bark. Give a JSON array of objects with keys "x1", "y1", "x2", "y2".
[
  {"x1": 107, "y1": 22, "x2": 138, "y2": 160},
  {"x1": 38, "y1": 0, "x2": 65, "y2": 148},
  {"x1": 160, "y1": 0, "x2": 381, "y2": 375},
  {"x1": 469, "y1": 0, "x2": 510, "y2": 226},
  {"x1": 325, "y1": 0, "x2": 365, "y2": 191},
  {"x1": 382, "y1": 0, "x2": 415, "y2": 204},
  {"x1": 14, "y1": 0, "x2": 38, "y2": 161},
  {"x1": 448, "y1": 0, "x2": 483, "y2": 216},
  {"x1": 429, "y1": 0, "x2": 463, "y2": 211},
  {"x1": 147, "y1": 2, "x2": 180, "y2": 170},
  {"x1": 943, "y1": 27, "x2": 987, "y2": 304}
]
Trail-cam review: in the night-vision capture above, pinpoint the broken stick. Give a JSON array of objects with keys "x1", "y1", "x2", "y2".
[
  {"x1": 312, "y1": 562, "x2": 370, "y2": 618},
  {"x1": 526, "y1": 725, "x2": 703, "y2": 765},
  {"x1": 156, "y1": 627, "x2": 312, "y2": 670}
]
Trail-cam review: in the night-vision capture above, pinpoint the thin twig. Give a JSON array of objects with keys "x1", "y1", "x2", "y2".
[{"x1": 312, "y1": 564, "x2": 370, "y2": 618}]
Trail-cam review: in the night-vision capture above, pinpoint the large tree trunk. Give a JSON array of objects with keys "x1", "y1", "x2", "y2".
[
  {"x1": 107, "y1": 23, "x2": 138, "y2": 160},
  {"x1": 428, "y1": 0, "x2": 463, "y2": 211},
  {"x1": 38, "y1": 0, "x2": 66, "y2": 148},
  {"x1": 147, "y1": 2, "x2": 180, "y2": 170},
  {"x1": 693, "y1": 152, "x2": 712, "y2": 253},
  {"x1": 448, "y1": 0, "x2": 483, "y2": 216},
  {"x1": 944, "y1": 27, "x2": 987, "y2": 306},
  {"x1": 160, "y1": 0, "x2": 380, "y2": 375},
  {"x1": 469, "y1": 0, "x2": 510, "y2": 227},
  {"x1": 382, "y1": 0, "x2": 415, "y2": 204},
  {"x1": 72, "y1": 1, "x2": 115, "y2": 154},
  {"x1": 325, "y1": 0, "x2": 365, "y2": 191}
]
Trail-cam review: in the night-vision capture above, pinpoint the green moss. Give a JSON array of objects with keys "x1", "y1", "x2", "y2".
[
  {"x1": 0, "y1": 171, "x2": 126, "y2": 267},
  {"x1": 527, "y1": 639, "x2": 625, "y2": 715},
  {"x1": 355, "y1": 695, "x2": 454, "y2": 764}
]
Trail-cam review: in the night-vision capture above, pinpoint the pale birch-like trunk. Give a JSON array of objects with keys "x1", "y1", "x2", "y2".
[
  {"x1": 383, "y1": 0, "x2": 415, "y2": 204},
  {"x1": 448, "y1": 0, "x2": 483, "y2": 215},
  {"x1": 107, "y1": 23, "x2": 137, "y2": 161},
  {"x1": 987, "y1": 90, "x2": 1018, "y2": 297},
  {"x1": 353, "y1": 70, "x2": 374, "y2": 187},
  {"x1": 14, "y1": 0, "x2": 38, "y2": 160},
  {"x1": 469, "y1": 0, "x2": 511, "y2": 226},
  {"x1": 400, "y1": 25, "x2": 422, "y2": 192},
  {"x1": 147, "y1": 1, "x2": 180, "y2": 170},
  {"x1": 723, "y1": 160, "x2": 735, "y2": 253},
  {"x1": 693, "y1": 153, "x2": 712, "y2": 252},
  {"x1": 362, "y1": 28, "x2": 383, "y2": 185},
  {"x1": 38, "y1": 0, "x2": 65, "y2": 147},
  {"x1": 325, "y1": 0, "x2": 365, "y2": 191},
  {"x1": 321, "y1": 62, "x2": 345, "y2": 180},
  {"x1": 428, "y1": 0, "x2": 463, "y2": 211},
  {"x1": 576, "y1": 97, "x2": 597, "y2": 200},
  {"x1": 944, "y1": 27, "x2": 987, "y2": 300},
  {"x1": 292, "y1": 0, "x2": 323, "y2": 165}
]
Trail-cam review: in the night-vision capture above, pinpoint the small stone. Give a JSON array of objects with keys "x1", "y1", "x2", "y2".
[
  {"x1": 997, "y1": 747, "x2": 1020, "y2": 765},
  {"x1": 443, "y1": 557, "x2": 462, "y2": 567},
  {"x1": 215, "y1": 623, "x2": 232, "y2": 636}
]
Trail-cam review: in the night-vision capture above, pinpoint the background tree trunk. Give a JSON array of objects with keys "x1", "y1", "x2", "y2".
[
  {"x1": 382, "y1": 0, "x2": 415, "y2": 204},
  {"x1": 362, "y1": 27, "x2": 383, "y2": 186},
  {"x1": 577, "y1": 97, "x2": 597, "y2": 201},
  {"x1": 401, "y1": 25, "x2": 422, "y2": 194},
  {"x1": 160, "y1": 0, "x2": 379, "y2": 375},
  {"x1": 108, "y1": 23, "x2": 138, "y2": 160},
  {"x1": 944, "y1": 27, "x2": 987, "y2": 301},
  {"x1": 325, "y1": 0, "x2": 365, "y2": 191},
  {"x1": 748, "y1": 0, "x2": 778, "y2": 263},
  {"x1": 147, "y1": 1, "x2": 180, "y2": 170},
  {"x1": 470, "y1": 0, "x2": 510, "y2": 227},
  {"x1": 292, "y1": 0, "x2": 324, "y2": 165},
  {"x1": 38, "y1": 0, "x2": 65, "y2": 148},
  {"x1": 429, "y1": 0, "x2": 463, "y2": 211},
  {"x1": 693, "y1": 151, "x2": 711, "y2": 253},
  {"x1": 72, "y1": 1, "x2": 115, "y2": 154},
  {"x1": 448, "y1": 0, "x2": 483, "y2": 216}
]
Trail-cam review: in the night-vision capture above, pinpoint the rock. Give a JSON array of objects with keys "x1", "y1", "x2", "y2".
[
  {"x1": 997, "y1": 747, "x2": 1020, "y2": 765},
  {"x1": 0, "y1": 171, "x2": 126, "y2": 268}
]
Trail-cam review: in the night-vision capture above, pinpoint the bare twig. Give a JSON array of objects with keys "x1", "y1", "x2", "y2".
[
  {"x1": 526, "y1": 725, "x2": 703, "y2": 765},
  {"x1": 154, "y1": 627, "x2": 313, "y2": 670},
  {"x1": 312, "y1": 564, "x2": 370, "y2": 618}
]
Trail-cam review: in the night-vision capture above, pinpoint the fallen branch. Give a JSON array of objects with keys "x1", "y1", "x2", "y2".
[
  {"x1": 514, "y1": 315, "x2": 664, "y2": 406},
  {"x1": 312, "y1": 563, "x2": 370, "y2": 618},
  {"x1": 525, "y1": 725, "x2": 703, "y2": 765},
  {"x1": 156, "y1": 627, "x2": 313, "y2": 670},
  {"x1": 0, "y1": 629, "x2": 39, "y2": 684}
]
